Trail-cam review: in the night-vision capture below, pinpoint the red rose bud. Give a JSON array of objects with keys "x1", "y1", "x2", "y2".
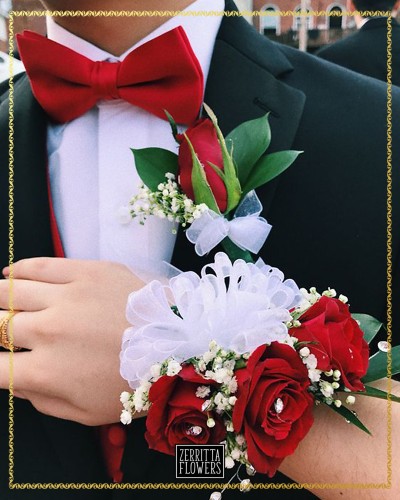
[
  {"x1": 145, "y1": 365, "x2": 226, "y2": 455},
  {"x1": 178, "y1": 118, "x2": 228, "y2": 212},
  {"x1": 292, "y1": 296, "x2": 369, "y2": 391},
  {"x1": 232, "y1": 343, "x2": 314, "y2": 477}
]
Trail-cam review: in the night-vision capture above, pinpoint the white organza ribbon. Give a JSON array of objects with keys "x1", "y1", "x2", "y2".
[
  {"x1": 120, "y1": 252, "x2": 302, "y2": 389},
  {"x1": 186, "y1": 191, "x2": 272, "y2": 256}
]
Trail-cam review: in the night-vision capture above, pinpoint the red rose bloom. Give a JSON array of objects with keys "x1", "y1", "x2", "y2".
[
  {"x1": 145, "y1": 365, "x2": 226, "y2": 455},
  {"x1": 232, "y1": 343, "x2": 314, "y2": 477},
  {"x1": 177, "y1": 118, "x2": 227, "y2": 212},
  {"x1": 293, "y1": 296, "x2": 369, "y2": 391}
]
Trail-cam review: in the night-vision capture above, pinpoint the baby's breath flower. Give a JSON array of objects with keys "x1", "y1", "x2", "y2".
[
  {"x1": 203, "y1": 350, "x2": 216, "y2": 364},
  {"x1": 226, "y1": 421, "x2": 234, "y2": 432},
  {"x1": 213, "y1": 368, "x2": 232, "y2": 384},
  {"x1": 213, "y1": 391, "x2": 232, "y2": 412},
  {"x1": 207, "y1": 417, "x2": 216, "y2": 428},
  {"x1": 129, "y1": 175, "x2": 209, "y2": 230},
  {"x1": 120, "y1": 410, "x2": 132, "y2": 425},
  {"x1": 132, "y1": 380, "x2": 151, "y2": 412},
  {"x1": 227, "y1": 377, "x2": 238, "y2": 394},
  {"x1": 304, "y1": 353, "x2": 318, "y2": 370},
  {"x1": 299, "y1": 347, "x2": 310, "y2": 357},
  {"x1": 196, "y1": 386, "x2": 211, "y2": 398},
  {"x1": 120, "y1": 391, "x2": 131, "y2": 404},
  {"x1": 333, "y1": 370, "x2": 341, "y2": 381},
  {"x1": 197, "y1": 360, "x2": 207, "y2": 372},
  {"x1": 308, "y1": 369, "x2": 321, "y2": 383},
  {"x1": 300, "y1": 287, "x2": 321, "y2": 305},
  {"x1": 150, "y1": 364, "x2": 161, "y2": 379},
  {"x1": 166, "y1": 360, "x2": 182, "y2": 376},
  {"x1": 320, "y1": 380, "x2": 335, "y2": 399},
  {"x1": 193, "y1": 208, "x2": 203, "y2": 219},
  {"x1": 202, "y1": 400, "x2": 212, "y2": 412},
  {"x1": 223, "y1": 360, "x2": 235, "y2": 371}
]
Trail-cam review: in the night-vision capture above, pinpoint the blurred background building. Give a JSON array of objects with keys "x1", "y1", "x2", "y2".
[
  {"x1": 0, "y1": 0, "x2": 44, "y2": 53},
  {"x1": 253, "y1": 0, "x2": 357, "y2": 52}
]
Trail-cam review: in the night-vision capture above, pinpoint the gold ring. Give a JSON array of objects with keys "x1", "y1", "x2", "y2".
[{"x1": 0, "y1": 311, "x2": 21, "y2": 351}]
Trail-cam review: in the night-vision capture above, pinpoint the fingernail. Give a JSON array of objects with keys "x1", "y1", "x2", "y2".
[{"x1": 2, "y1": 267, "x2": 9, "y2": 277}]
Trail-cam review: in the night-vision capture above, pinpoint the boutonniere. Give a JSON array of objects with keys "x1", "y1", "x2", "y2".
[{"x1": 128, "y1": 104, "x2": 301, "y2": 260}]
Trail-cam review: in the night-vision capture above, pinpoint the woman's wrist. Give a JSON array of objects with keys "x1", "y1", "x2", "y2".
[{"x1": 279, "y1": 378, "x2": 400, "y2": 498}]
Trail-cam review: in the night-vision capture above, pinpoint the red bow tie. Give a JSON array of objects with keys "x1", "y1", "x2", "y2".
[{"x1": 16, "y1": 27, "x2": 204, "y2": 124}]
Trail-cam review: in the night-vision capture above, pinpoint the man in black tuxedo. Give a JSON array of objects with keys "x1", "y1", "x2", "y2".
[
  {"x1": 316, "y1": 0, "x2": 400, "y2": 86},
  {"x1": 0, "y1": 0, "x2": 399, "y2": 499}
]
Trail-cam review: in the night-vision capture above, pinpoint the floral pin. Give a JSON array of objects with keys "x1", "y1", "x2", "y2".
[{"x1": 129, "y1": 104, "x2": 301, "y2": 261}]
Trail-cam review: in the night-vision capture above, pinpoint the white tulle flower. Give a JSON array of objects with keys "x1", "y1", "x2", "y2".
[{"x1": 120, "y1": 252, "x2": 301, "y2": 388}]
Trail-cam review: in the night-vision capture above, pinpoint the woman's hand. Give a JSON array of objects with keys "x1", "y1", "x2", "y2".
[{"x1": 0, "y1": 257, "x2": 143, "y2": 426}]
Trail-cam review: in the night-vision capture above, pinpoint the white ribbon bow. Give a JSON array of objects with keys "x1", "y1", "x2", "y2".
[{"x1": 186, "y1": 191, "x2": 272, "y2": 256}]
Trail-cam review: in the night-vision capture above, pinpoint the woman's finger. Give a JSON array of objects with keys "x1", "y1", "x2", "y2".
[
  {"x1": 3, "y1": 257, "x2": 81, "y2": 284},
  {"x1": 0, "y1": 351, "x2": 32, "y2": 390},
  {"x1": 0, "y1": 279, "x2": 61, "y2": 311},
  {"x1": 0, "y1": 310, "x2": 43, "y2": 350}
]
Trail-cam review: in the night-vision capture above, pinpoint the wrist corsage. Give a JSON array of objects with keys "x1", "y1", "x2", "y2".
[{"x1": 119, "y1": 106, "x2": 400, "y2": 497}]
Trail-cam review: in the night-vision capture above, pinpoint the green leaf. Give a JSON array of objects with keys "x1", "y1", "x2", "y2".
[
  {"x1": 203, "y1": 104, "x2": 242, "y2": 213},
  {"x1": 348, "y1": 385, "x2": 400, "y2": 403},
  {"x1": 362, "y1": 345, "x2": 400, "y2": 383},
  {"x1": 131, "y1": 148, "x2": 178, "y2": 191},
  {"x1": 327, "y1": 402, "x2": 371, "y2": 435},
  {"x1": 207, "y1": 162, "x2": 226, "y2": 182},
  {"x1": 184, "y1": 134, "x2": 220, "y2": 213},
  {"x1": 352, "y1": 313, "x2": 383, "y2": 344},
  {"x1": 164, "y1": 110, "x2": 179, "y2": 142},
  {"x1": 235, "y1": 359, "x2": 247, "y2": 370},
  {"x1": 242, "y1": 150, "x2": 302, "y2": 198},
  {"x1": 225, "y1": 113, "x2": 271, "y2": 186}
]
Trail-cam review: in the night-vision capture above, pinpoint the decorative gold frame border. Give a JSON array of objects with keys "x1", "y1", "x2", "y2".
[{"x1": 6, "y1": 8, "x2": 393, "y2": 493}]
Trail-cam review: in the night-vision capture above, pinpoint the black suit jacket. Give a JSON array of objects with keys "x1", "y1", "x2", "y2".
[
  {"x1": 0, "y1": 4, "x2": 399, "y2": 499},
  {"x1": 316, "y1": 17, "x2": 400, "y2": 86}
]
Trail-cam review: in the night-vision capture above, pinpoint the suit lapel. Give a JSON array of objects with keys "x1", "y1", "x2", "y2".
[
  {"x1": 204, "y1": 2, "x2": 305, "y2": 152},
  {"x1": 0, "y1": 75, "x2": 54, "y2": 264},
  {"x1": 171, "y1": 10, "x2": 305, "y2": 273}
]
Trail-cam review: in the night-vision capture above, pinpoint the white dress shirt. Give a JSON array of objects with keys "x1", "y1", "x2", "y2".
[{"x1": 47, "y1": 0, "x2": 223, "y2": 276}]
